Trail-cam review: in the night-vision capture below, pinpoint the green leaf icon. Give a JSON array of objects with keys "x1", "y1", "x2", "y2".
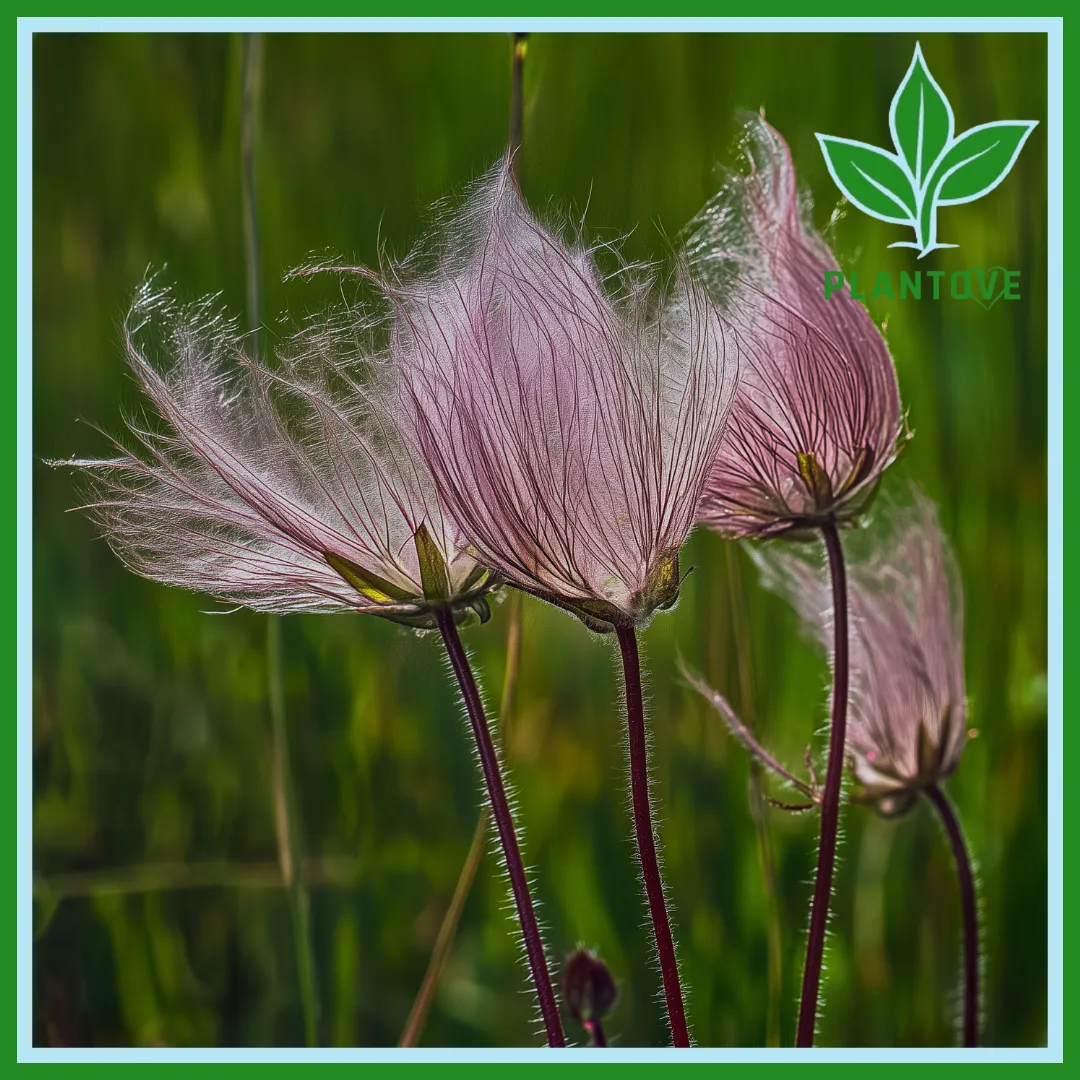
[
  {"x1": 816, "y1": 41, "x2": 1038, "y2": 258},
  {"x1": 816, "y1": 136, "x2": 916, "y2": 225},
  {"x1": 889, "y1": 41, "x2": 954, "y2": 188},
  {"x1": 931, "y1": 121, "x2": 1039, "y2": 205}
]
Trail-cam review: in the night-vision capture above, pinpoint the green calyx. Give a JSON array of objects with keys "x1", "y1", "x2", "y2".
[
  {"x1": 324, "y1": 524, "x2": 496, "y2": 631},
  {"x1": 916, "y1": 704, "x2": 958, "y2": 783},
  {"x1": 534, "y1": 549, "x2": 684, "y2": 634},
  {"x1": 638, "y1": 548, "x2": 682, "y2": 615},
  {"x1": 769, "y1": 447, "x2": 881, "y2": 537},
  {"x1": 864, "y1": 704, "x2": 958, "y2": 819},
  {"x1": 325, "y1": 550, "x2": 415, "y2": 605},
  {"x1": 797, "y1": 451, "x2": 834, "y2": 511},
  {"x1": 414, "y1": 521, "x2": 450, "y2": 602}
]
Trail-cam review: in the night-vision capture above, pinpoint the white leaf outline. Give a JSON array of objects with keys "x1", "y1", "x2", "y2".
[
  {"x1": 814, "y1": 134, "x2": 916, "y2": 227},
  {"x1": 815, "y1": 39, "x2": 1039, "y2": 256},
  {"x1": 932, "y1": 120, "x2": 1040, "y2": 206},
  {"x1": 888, "y1": 41, "x2": 956, "y2": 195}
]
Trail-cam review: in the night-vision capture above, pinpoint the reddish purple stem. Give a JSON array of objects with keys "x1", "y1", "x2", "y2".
[
  {"x1": 436, "y1": 608, "x2": 566, "y2": 1048},
  {"x1": 616, "y1": 625, "x2": 691, "y2": 1048},
  {"x1": 925, "y1": 783, "x2": 980, "y2": 1047},
  {"x1": 796, "y1": 518, "x2": 848, "y2": 1047}
]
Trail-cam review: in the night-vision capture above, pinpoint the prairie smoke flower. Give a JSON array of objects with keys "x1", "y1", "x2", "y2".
[
  {"x1": 753, "y1": 488, "x2": 979, "y2": 1046},
  {"x1": 755, "y1": 489, "x2": 967, "y2": 818},
  {"x1": 685, "y1": 117, "x2": 905, "y2": 1045},
  {"x1": 53, "y1": 279, "x2": 568, "y2": 1046},
  {"x1": 383, "y1": 160, "x2": 739, "y2": 633},
  {"x1": 687, "y1": 118, "x2": 904, "y2": 539},
  {"x1": 354, "y1": 160, "x2": 738, "y2": 1046},
  {"x1": 695, "y1": 489, "x2": 980, "y2": 1046},
  {"x1": 55, "y1": 281, "x2": 494, "y2": 629}
]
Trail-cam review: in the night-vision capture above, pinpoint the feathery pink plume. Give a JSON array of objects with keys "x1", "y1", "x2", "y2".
[
  {"x1": 382, "y1": 159, "x2": 739, "y2": 631},
  {"x1": 754, "y1": 488, "x2": 967, "y2": 815},
  {"x1": 688, "y1": 118, "x2": 904, "y2": 538},
  {"x1": 53, "y1": 279, "x2": 493, "y2": 627}
]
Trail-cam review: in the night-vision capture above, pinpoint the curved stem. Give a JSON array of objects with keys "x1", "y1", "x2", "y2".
[
  {"x1": 796, "y1": 519, "x2": 849, "y2": 1047},
  {"x1": 240, "y1": 32, "x2": 263, "y2": 362},
  {"x1": 925, "y1": 783, "x2": 979, "y2": 1047},
  {"x1": 435, "y1": 608, "x2": 565, "y2": 1048},
  {"x1": 509, "y1": 32, "x2": 527, "y2": 181},
  {"x1": 398, "y1": 810, "x2": 486, "y2": 1048},
  {"x1": 615, "y1": 625, "x2": 690, "y2": 1047}
]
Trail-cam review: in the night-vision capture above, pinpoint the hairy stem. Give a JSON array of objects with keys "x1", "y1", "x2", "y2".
[
  {"x1": 436, "y1": 607, "x2": 565, "y2": 1048},
  {"x1": 796, "y1": 518, "x2": 849, "y2": 1047},
  {"x1": 925, "y1": 783, "x2": 980, "y2": 1047},
  {"x1": 399, "y1": 591, "x2": 523, "y2": 1047},
  {"x1": 615, "y1": 625, "x2": 690, "y2": 1047}
]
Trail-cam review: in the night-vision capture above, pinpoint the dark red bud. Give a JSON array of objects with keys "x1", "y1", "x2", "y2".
[{"x1": 562, "y1": 948, "x2": 617, "y2": 1024}]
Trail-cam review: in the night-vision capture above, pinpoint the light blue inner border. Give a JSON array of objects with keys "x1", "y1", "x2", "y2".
[{"x1": 16, "y1": 15, "x2": 1064, "y2": 1064}]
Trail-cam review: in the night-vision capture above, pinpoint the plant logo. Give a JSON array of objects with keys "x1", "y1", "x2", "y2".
[{"x1": 816, "y1": 42, "x2": 1037, "y2": 258}]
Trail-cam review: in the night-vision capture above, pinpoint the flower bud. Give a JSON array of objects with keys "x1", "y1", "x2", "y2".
[{"x1": 562, "y1": 948, "x2": 617, "y2": 1025}]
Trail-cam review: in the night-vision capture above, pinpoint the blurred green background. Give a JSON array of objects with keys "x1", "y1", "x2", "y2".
[{"x1": 32, "y1": 32, "x2": 1047, "y2": 1048}]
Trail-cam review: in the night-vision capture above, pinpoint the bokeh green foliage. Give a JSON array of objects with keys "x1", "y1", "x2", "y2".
[{"x1": 32, "y1": 31, "x2": 1047, "y2": 1047}]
